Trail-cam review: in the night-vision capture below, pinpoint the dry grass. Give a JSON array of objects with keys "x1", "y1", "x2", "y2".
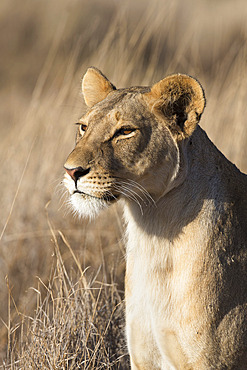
[
  {"x1": 0, "y1": 0, "x2": 247, "y2": 368},
  {"x1": 3, "y1": 223, "x2": 128, "y2": 369}
]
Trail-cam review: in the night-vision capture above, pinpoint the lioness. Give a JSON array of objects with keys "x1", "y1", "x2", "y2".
[{"x1": 64, "y1": 67, "x2": 247, "y2": 369}]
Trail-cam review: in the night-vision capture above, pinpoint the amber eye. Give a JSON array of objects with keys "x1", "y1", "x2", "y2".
[
  {"x1": 79, "y1": 124, "x2": 87, "y2": 134},
  {"x1": 119, "y1": 128, "x2": 135, "y2": 135}
]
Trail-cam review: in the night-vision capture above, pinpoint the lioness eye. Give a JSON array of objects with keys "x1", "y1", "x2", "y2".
[
  {"x1": 75, "y1": 122, "x2": 87, "y2": 130},
  {"x1": 76, "y1": 123, "x2": 87, "y2": 134},
  {"x1": 119, "y1": 128, "x2": 135, "y2": 135}
]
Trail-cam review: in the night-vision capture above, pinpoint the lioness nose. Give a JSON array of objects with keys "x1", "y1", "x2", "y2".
[{"x1": 64, "y1": 166, "x2": 90, "y2": 182}]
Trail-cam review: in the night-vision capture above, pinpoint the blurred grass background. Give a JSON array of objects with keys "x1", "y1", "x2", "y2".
[{"x1": 0, "y1": 0, "x2": 247, "y2": 367}]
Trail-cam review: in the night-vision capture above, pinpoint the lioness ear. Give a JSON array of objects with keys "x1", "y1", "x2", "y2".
[
  {"x1": 144, "y1": 74, "x2": 206, "y2": 138},
  {"x1": 82, "y1": 67, "x2": 116, "y2": 107}
]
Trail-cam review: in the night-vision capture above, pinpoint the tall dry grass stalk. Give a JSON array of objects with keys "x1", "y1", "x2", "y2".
[
  {"x1": 2, "y1": 218, "x2": 128, "y2": 369},
  {"x1": 0, "y1": 0, "x2": 247, "y2": 367}
]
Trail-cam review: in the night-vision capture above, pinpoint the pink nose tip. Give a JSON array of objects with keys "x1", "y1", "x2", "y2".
[{"x1": 64, "y1": 166, "x2": 90, "y2": 182}]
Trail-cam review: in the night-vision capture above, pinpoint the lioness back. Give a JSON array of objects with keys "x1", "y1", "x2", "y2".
[{"x1": 64, "y1": 67, "x2": 247, "y2": 369}]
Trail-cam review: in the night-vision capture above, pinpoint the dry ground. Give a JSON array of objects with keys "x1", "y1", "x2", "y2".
[{"x1": 0, "y1": 0, "x2": 247, "y2": 368}]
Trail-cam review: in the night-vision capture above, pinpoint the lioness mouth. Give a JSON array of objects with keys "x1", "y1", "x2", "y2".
[{"x1": 73, "y1": 190, "x2": 118, "y2": 202}]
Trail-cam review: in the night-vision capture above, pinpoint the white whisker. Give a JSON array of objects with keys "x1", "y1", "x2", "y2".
[
  {"x1": 114, "y1": 178, "x2": 156, "y2": 209},
  {"x1": 119, "y1": 181, "x2": 152, "y2": 206},
  {"x1": 126, "y1": 179, "x2": 156, "y2": 206},
  {"x1": 113, "y1": 184, "x2": 144, "y2": 215},
  {"x1": 116, "y1": 183, "x2": 147, "y2": 206}
]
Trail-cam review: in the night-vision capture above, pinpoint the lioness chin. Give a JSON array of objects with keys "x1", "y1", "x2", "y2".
[{"x1": 64, "y1": 67, "x2": 247, "y2": 369}]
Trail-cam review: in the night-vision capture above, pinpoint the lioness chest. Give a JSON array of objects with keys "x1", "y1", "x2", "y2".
[{"x1": 124, "y1": 214, "x2": 210, "y2": 369}]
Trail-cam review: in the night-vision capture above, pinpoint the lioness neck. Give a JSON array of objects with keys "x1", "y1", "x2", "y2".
[{"x1": 123, "y1": 126, "x2": 235, "y2": 247}]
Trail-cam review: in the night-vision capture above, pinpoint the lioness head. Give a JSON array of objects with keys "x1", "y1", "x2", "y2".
[{"x1": 64, "y1": 67, "x2": 205, "y2": 219}]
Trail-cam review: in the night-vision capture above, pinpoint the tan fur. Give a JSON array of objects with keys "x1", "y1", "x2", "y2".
[
  {"x1": 81, "y1": 67, "x2": 116, "y2": 107},
  {"x1": 64, "y1": 67, "x2": 247, "y2": 369}
]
